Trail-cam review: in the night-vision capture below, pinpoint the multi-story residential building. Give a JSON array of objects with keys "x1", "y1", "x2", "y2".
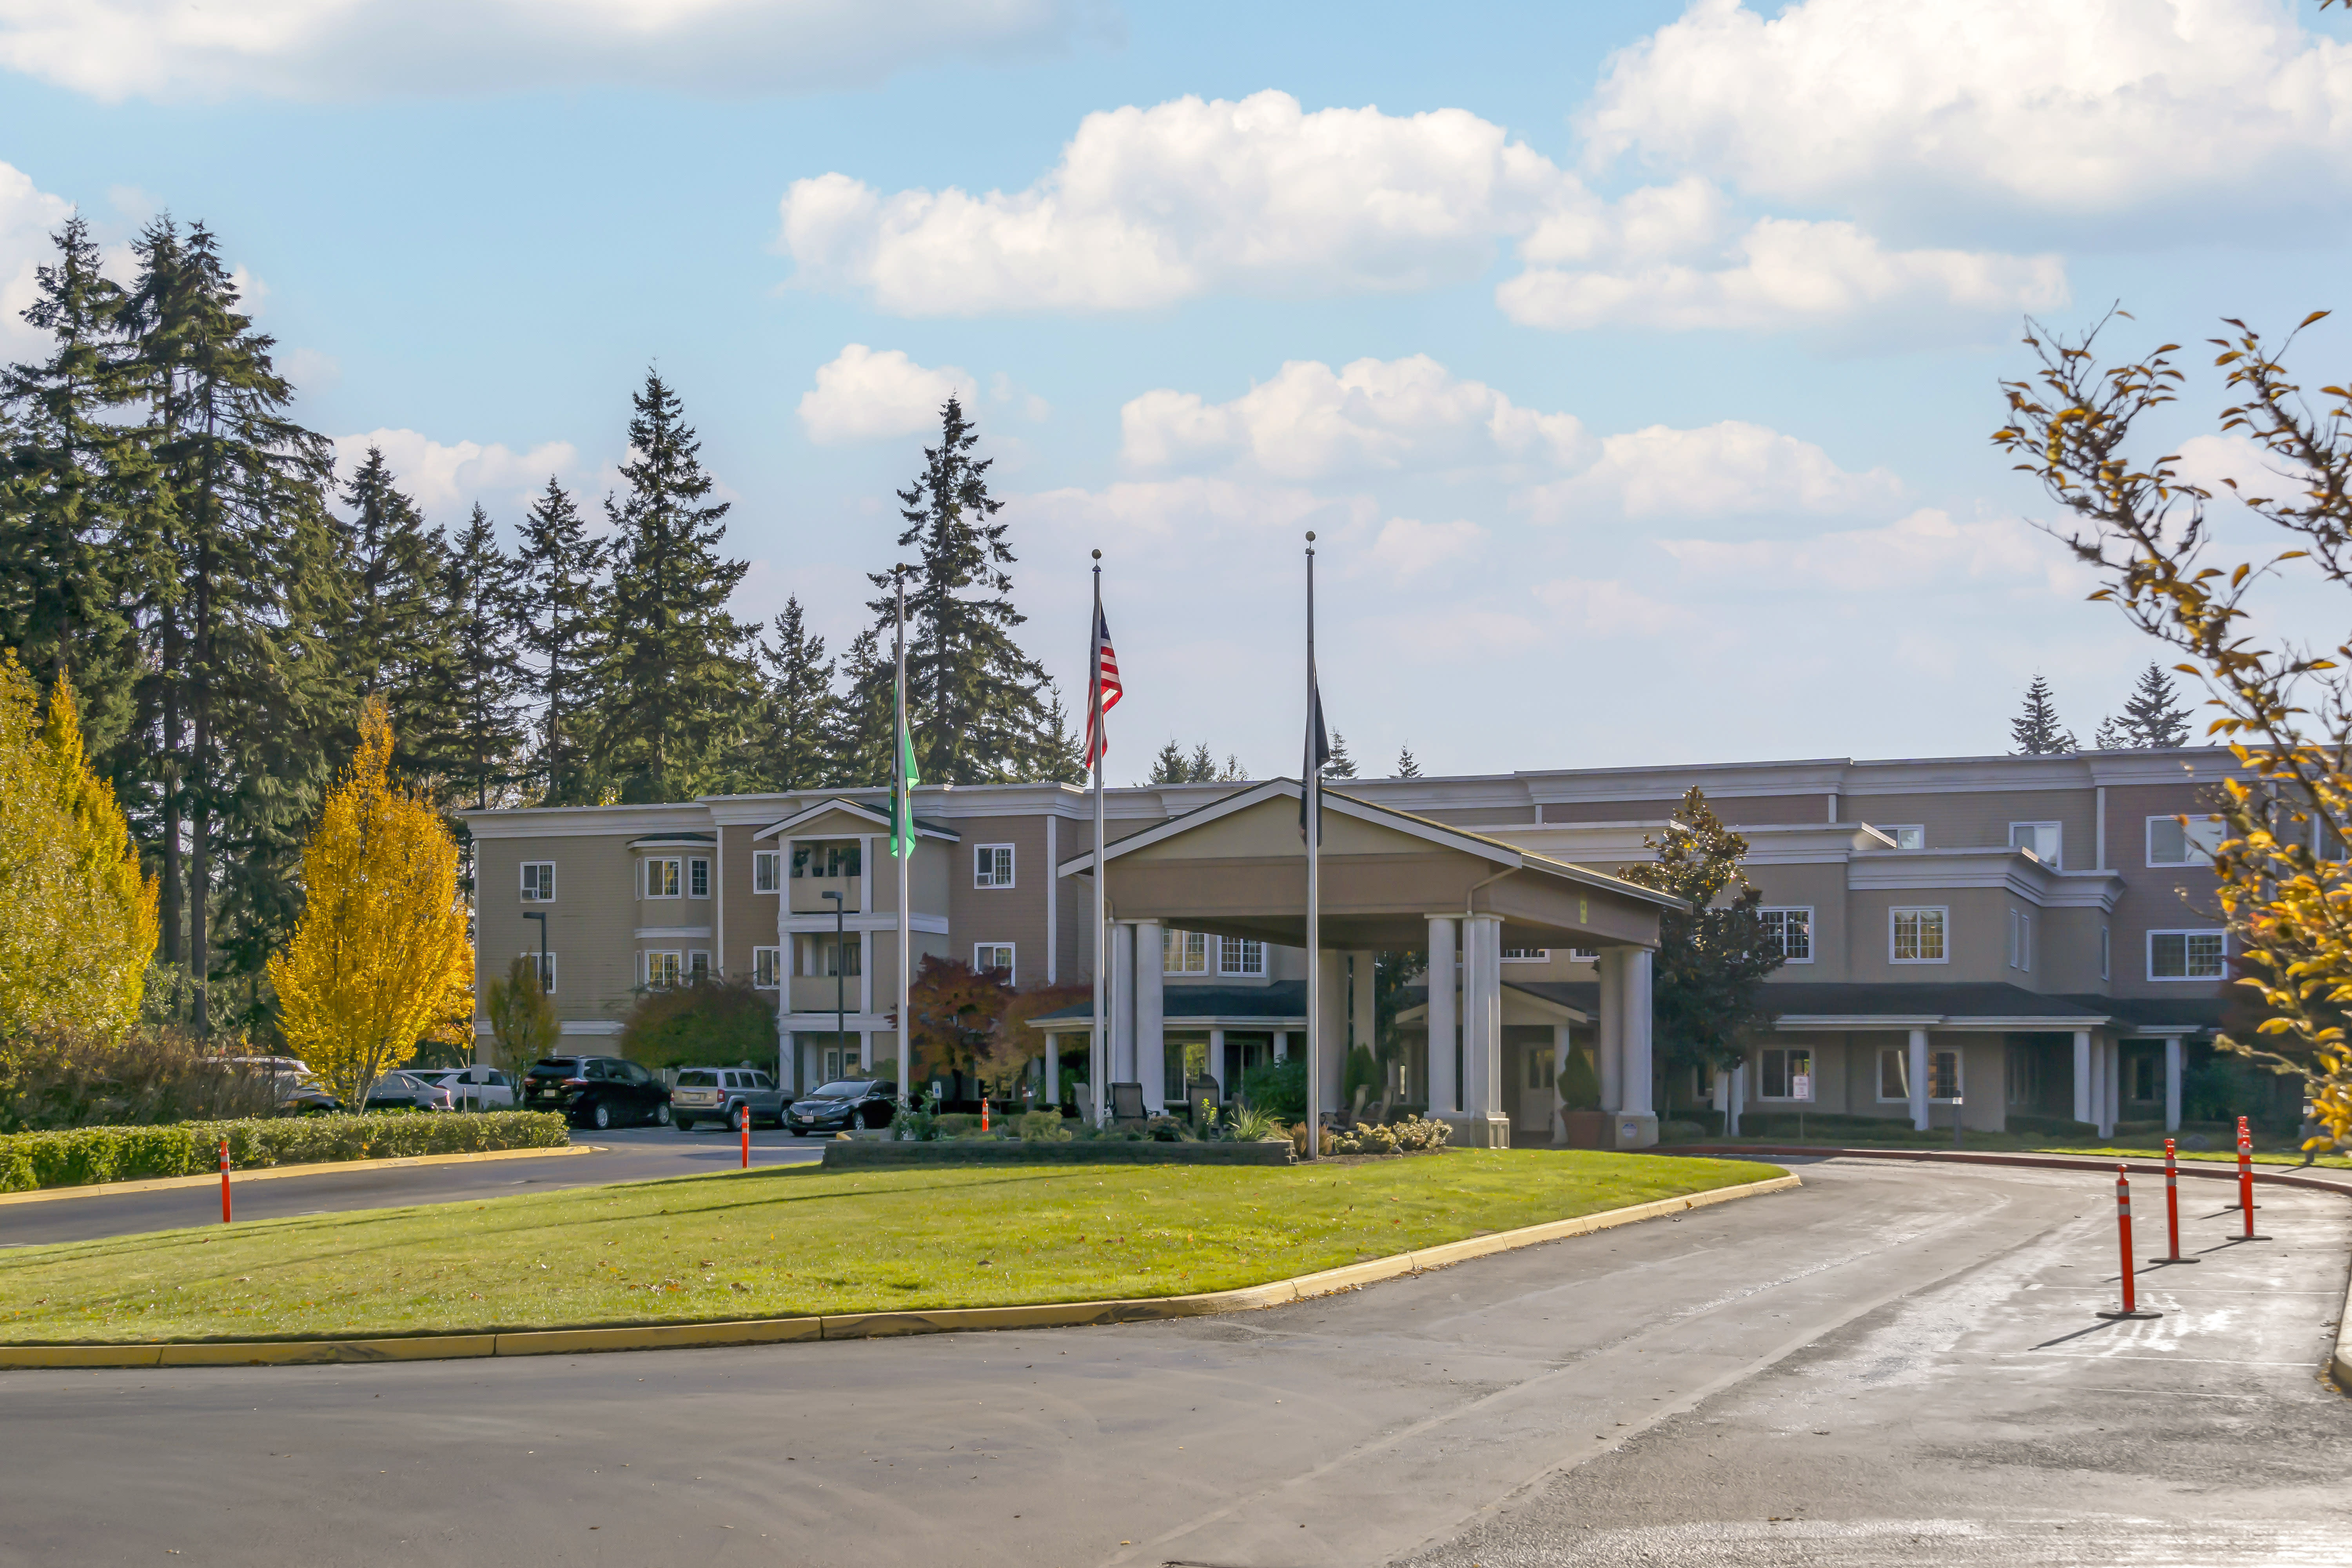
[{"x1": 460, "y1": 744, "x2": 2243, "y2": 1147}]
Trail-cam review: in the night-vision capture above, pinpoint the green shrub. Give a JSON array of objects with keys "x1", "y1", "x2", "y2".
[
  {"x1": 619, "y1": 977, "x2": 778, "y2": 1071},
  {"x1": 0, "y1": 1111, "x2": 568, "y2": 1192},
  {"x1": 1015, "y1": 1109, "x2": 1071, "y2": 1142},
  {"x1": 1238, "y1": 1055, "x2": 1306, "y2": 1119}
]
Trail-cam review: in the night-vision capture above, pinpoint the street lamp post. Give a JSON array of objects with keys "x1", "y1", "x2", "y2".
[{"x1": 821, "y1": 890, "x2": 846, "y2": 1082}]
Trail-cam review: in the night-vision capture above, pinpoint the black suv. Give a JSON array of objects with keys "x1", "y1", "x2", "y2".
[
  {"x1": 786, "y1": 1079, "x2": 899, "y2": 1134},
  {"x1": 523, "y1": 1056, "x2": 672, "y2": 1130}
]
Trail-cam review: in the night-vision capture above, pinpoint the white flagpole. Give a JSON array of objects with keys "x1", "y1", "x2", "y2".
[
  {"x1": 1089, "y1": 551, "x2": 1108, "y2": 1127},
  {"x1": 1304, "y1": 530, "x2": 1320, "y2": 1161},
  {"x1": 895, "y1": 572, "x2": 911, "y2": 1099}
]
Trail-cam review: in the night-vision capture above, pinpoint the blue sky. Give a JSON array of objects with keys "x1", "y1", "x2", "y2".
[{"x1": 4, "y1": 0, "x2": 2348, "y2": 780}]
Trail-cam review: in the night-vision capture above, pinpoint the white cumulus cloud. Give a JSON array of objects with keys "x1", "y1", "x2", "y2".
[
  {"x1": 331, "y1": 429, "x2": 583, "y2": 522},
  {"x1": 0, "y1": 0, "x2": 1086, "y2": 102},
  {"x1": 1365, "y1": 517, "x2": 1486, "y2": 580},
  {"x1": 1121, "y1": 354, "x2": 1586, "y2": 479},
  {"x1": 0, "y1": 161, "x2": 76, "y2": 363},
  {"x1": 1657, "y1": 507, "x2": 2089, "y2": 594},
  {"x1": 1584, "y1": 0, "x2": 2352, "y2": 221},
  {"x1": 798, "y1": 344, "x2": 979, "y2": 445},
  {"x1": 1521, "y1": 419, "x2": 1903, "y2": 521}
]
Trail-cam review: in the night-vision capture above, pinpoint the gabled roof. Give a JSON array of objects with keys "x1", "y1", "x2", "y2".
[
  {"x1": 1055, "y1": 777, "x2": 1682, "y2": 910},
  {"x1": 751, "y1": 798, "x2": 959, "y2": 843}
]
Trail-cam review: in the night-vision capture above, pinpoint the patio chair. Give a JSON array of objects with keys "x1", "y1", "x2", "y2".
[{"x1": 1109, "y1": 1081, "x2": 1148, "y2": 1130}]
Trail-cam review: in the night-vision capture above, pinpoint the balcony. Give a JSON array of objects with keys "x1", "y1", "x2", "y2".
[{"x1": 789, "y1": 975, "x2": 859, "y2": 1015}]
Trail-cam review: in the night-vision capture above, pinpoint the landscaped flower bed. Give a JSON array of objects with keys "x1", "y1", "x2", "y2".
[{"x1": 0, "y1": 1111, "x2": 569, "y2": 1192}]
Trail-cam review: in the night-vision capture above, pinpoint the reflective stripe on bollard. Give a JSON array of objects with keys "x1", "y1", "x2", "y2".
[
  {"x1": 2098, "y1": 1165, "x2": 2162, "y2": 1320},
  {"x1": 219, "y1": 1136, "x2": 231, "y2": 1225}
]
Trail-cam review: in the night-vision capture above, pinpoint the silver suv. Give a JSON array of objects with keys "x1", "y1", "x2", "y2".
[{"x1": 671, "y1": 1067, "x2": 786, "y2": 1131}]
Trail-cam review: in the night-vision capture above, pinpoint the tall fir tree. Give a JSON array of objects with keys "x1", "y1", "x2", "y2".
[
  {"x1": 869, "y1": 397, "x2": 1058, "y2": 784},
  {"x1": 0, "y1": 216, "x2": 151, "y2": 763},
  {"x1": 514, "y1": 475, "x2": 605, "y2": 805},
  {"x1": 329, "y1": 445, "x2": 447, "y2": 778},
  {"x1": 426, "y1": 502, "x2": 528, "y2": 811},
  {"x1": 1394, "y1": 744, "x2": 1422, "y2": 779},
  {"x1": 1147, "y1": 739, "x2": 1192, "y2": 784},
  {"x1": 2008, "y1": 674, "x2": 2077, "y2": 756},
  {"x1": 1325, "y1": 731, "x2": 1357, "y2": 778},
  {"x1": 828, "y1": 624, "x2": 895, "y2": 787},
  {"x1": 2094, "y1": 661, "x2": 2195, "y2": 750},
  {"x1": 746, "y1": 595, "x2": 835, "y2": 790},
  {"x1": 121, "y1": 218, "x2": 345, "y2": 1031},
  {"x1": 590, "y1": 369, "x2": 757, "y2": 802}
]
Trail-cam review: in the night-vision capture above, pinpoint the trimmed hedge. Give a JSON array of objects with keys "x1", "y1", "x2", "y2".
[{"x1": 0, "y1": 1111, "x2": 570, "y2": 1193}]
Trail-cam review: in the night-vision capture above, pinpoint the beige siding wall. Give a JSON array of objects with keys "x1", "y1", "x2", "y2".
[
  {"x1": 474, "y1": 832, "x2": 639, "y2": 1024},
  {"x1": 1841, "y1": 788, "x2": 2096, "y2": 863},
  {"x1": 2104, "y1": 780, "x2": 2230, "y2": 998},
  {"x1": 1541, "y1": 795, "x2": 1820, "y2": 826},
  {"x1": 716, "y1": 823, "x2": 771, "y2": 979},
  {"x1": 1748, "y1": 862, "x2": 1850, "y2": 982},
  {"x1": 949, "y1": 814, "x2": 1053, "y2": 985}
]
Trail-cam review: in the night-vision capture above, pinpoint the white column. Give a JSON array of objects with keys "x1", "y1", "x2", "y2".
[
  {"x1": 1350, "y1": 951, "x2": 1376, "y2": 1056},
  {"x1": 2102, "y1": 1039, "x2": 2120, "y2": 1139},
  {"x1": 859, "y1": 1029, "x2": 873, "y2": 1072},
  {"x1": 2164, "y1": 1036, "x2": 2183, "y2": 1132},
  {"x1": 1908, "y1": 1027, "x2": 1930, "y2": 1132},
  {"x1": 1552, "y1": 1023, "x2": 1572, "y2": 1145},
  {"x1": 1425, "y1": 917, "x2": 1457, "y2": 1115},
  {"x1": 1136, "y1": 919, "x2": 1165, "y2": 1112},
  {"x1": 1209, "y1": 1027, "x2": 1226, "y2": 1098},
  {"x1": 1463, "y1": 914, "x2": 1505, "y2": 1144},
  {"x1": 1111, "y1": 922, "x2": 1136, "y2": 1084},
  {"x1": 1272, "y1": 1029, "x2": 1289, "y2": 1060},
  {"x1": 1622, "y1": 948, "x2": 1655, "y2": 1120},
  {"x1": 1597, "y1": 949, "x2": 1625, "y2": 1113},
  {"x1": 2073, "y1": 1030, "x2": 2092, "y2": 1125},
  {"x1": 1730, "y1": 1061, "x2": 1747, "y2": 1138},
  {"x1": 1045, "y1": 815, "x2": 1058, "y2": 984},
  {"x1": 1316, "y1": 947, "x2": 1347, "y2": 1122},
  {"x1": 1044, "y1": 1028, "x2": 1059, "y2": 1109}
]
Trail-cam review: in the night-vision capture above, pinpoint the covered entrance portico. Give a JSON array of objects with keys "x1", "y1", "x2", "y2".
[{"x1": 1058, "y1": 780, "x2": 1679, "y2": 1148}]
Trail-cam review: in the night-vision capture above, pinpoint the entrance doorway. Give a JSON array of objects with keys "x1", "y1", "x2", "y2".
[{"x1": 1223, "y1": 1033, "x2": 1274, "y2": 1100}]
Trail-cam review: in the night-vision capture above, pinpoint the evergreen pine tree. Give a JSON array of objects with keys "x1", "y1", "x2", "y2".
[
  {"x1": 514, "y1": 476, "x2": 605, "y2": 805},
  {"x1": 1220, "y1": 753, "x2": 1247, "y2": 782},
  {"x1": 2096, "y1": 661, "x2": 2194, "y2": 749},
  {"x1": 590, "y1": 370, "x2": 758, "y2": 803},
  {"x1": 0, "y1": 216, "x2": 150, "y2": 761},
  {"x1": 121, "y1": 218, "x2": 345, "y2": 1031},
  {"x1": 748, "y1": 595, "x2": 835, "y2": 790},
  {"x1": 428, "y1": 503, "x2": 528, "y2": 811},
  {"x1": 1036, "y1": 690, "x2": 1087, "y2": 785},
  {"x1": 1325, "y1": 731, "x2": 1357, "y2": 778},
  {"x1": 2008, "y1": 675, "x2": 2078, "y2": 755},
  {"x1": 827, "y1": 625, "x2": 895, "y2": 786},
  {"x1": 329, "y1": 445, "x2": 447, "y2": 777},
  {"x1": 1147, "y1": 739, "x2": 1191, "y2": 784},
  {"x1": 1394, "y1": 744, "x2": 1422, "y2": 779},
  {"x1": 869, "y1": 397, "x2": 1058, "y2": 784}
]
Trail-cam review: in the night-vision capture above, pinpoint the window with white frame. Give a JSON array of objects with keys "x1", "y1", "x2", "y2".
[
  {"x1": 1891, "y1": 907, "x2": 1947, "y2": 963},
  {"x1": 644, "y1": 951, "x2": 682, "y2": 988},
  {"x1": 1499, "y1": 947, "x2": 1550, "y2": 962},
  {"x1": 2006, "y1": 909, "x2": 2033, "y2": 971},
  {"x1": 1760, "y1": 1047, "x2": 1813, "y2": 1100},
  {"x1": 1566, "y1": 947, "x2": 1599, "y2": 962},
  {"x1": 2147, "y1": 814, "x2": 2225, "y2": 866},
  {"x1": 1877, "y1": 824, "x2": 1925, "y2": 849},
  {"x1": 753, "y1": 850, "x2": 781, "y2": 893},
  {"x1": 752, "y1": 946, "x2": 780, "y2": 989},
  {"x1": 1218, "y1": 936, "x2": 1265, "y2": 976},
  {"x1": 689, "y1": 858, "x2": 710, "y2": 898},
  {"x1": 974, "y1": 943, "x2": 1015, "y2": 980},
  {"x1": 1760, "y1": 907, "x2": 1813, "y2": 963},
  {"x1": 797, "y1": 933, "x2": 860, "y2": 977},
  {"x1": 974, "y1": 844, "x2": 1014, "y2": 888},
  {"x1": 520, "y1": 862, "x2": 555, "y2": 902},
  {"x1": 1164, "y1": 928, "x2": 1209, "y2": 975},
  {"x1": 688, "y1": 950, "x2": 710, "y2": 982},
  {"x1": 1929, "y1": 1049, "x2": 1962, "y2": 1101},
  {"x1": 522, "y1": 951, "x2": 556, "y2": 994},
  {"x1": 644, "y1": 857, "x2": 681, "y2": 898},
  {"x1": 1525, "y1": 1045, "x2": 1555, "y2": 1091},
  {"x1": 1877, "y1": 1048, "x2": 1910, "y2": 1101},
  {"x1": 2149, "y1": 929, "x2": 2226, "y2": 980},
  {"x1": 2008, "y1": 821, "x2": 2062, "y2": 866}
]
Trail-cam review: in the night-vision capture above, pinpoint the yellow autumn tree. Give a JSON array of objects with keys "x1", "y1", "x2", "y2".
[
  {"x1": 0, "y1": 656, "x2": 159, "y2": 1046},
  {"x1": 268, "y1": 698, "x2": 470, "y2": 1106}
]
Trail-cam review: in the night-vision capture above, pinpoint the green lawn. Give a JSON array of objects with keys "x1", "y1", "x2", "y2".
[{"x1": 0, "y1": 1150, "x2": 1777, "y2": 1345}]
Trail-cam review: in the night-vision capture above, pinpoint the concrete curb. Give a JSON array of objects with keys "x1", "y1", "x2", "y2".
[
  {"x1": 0, "y1": 1142, "x2": 597, "y2": 1208},
  {"x1": 1664, "y1": 1144, "x2": 2352, "y2": 1195},
  {"x1": 0, "y1": 1171, "x2": 1799, "y2": 1369},
  {"x1": 2336, "y1": 1272, "x2": 2352, "y2": 1394}
]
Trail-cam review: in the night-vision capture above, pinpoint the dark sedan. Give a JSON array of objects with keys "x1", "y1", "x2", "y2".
[
  {"x1": 786, "y1": 1079, "x2": 898, "y2": 1135},
  {"x1": 522, "y1": 1055, "x2": 672, "y2": 1131}
]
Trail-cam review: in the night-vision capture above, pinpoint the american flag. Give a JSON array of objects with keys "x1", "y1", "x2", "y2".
[{"x1": 1083, "y1": 603, "x2": 1121, "y2": 769}]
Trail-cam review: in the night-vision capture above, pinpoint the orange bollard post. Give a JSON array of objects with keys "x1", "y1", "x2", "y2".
[
  {"x1": 2149, "y1": 1137, "x2": 2198, "y2": 1265},
  {"x1": 2097, "y1": 1165, "x2": 2162, "y2": 1320},
  {"x1": 741, "y1": 1105, "x2": 751, "y2": 1169},
  {"x1": 219, "y1": 1136, "x2": 232, "y2": 1225},
  {"x1": 2235, "y1": 1127, "x2": 2269, "y2": 1241},
  {"x1": 980, "y1": 1096, "x2": 989, "y2": 1134}
]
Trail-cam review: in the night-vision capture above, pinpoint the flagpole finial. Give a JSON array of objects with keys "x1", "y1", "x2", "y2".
[
  {"x1": 1305, "y1": 531, "x2": 1316, "y2": 543},
  {"x1": 1091, "y1": 549, "x2": 1101, "y2": 560}
]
